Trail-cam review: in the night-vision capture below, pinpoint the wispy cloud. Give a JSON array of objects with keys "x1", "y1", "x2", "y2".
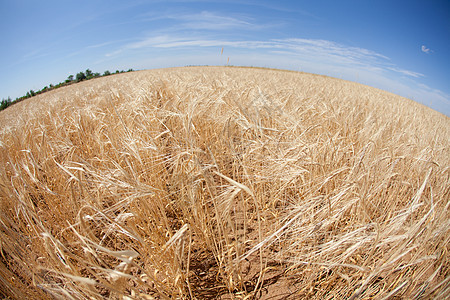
[
  {"x1": 268, "y1": 38, "x2": 390, "y2": 71},
  {"x1": 86, "y1": 40, "x2": 126, "y2": 49},
  {"x1": 111, "y1": 35, "x2": 422, "y2": 79},
  {"x1": 386, "y1": 67, "x2": 424, "y2": 78},
  {"x1": 411, "y1": 83, "x2": 450, "y2": 115},
  {"x1": 176, "y1": 11, "x2": 254, "y2": 30},
  {"x1": 22, "y1": 48, "x2": 53, "y2": 61},
  {"x1": 105, "y1": 35, "x2": 197, "y2": 57},
  {"x1": 421, "y1": 45, "x2": 432, "y2": 53},
  {"x1": 137, "y1": 10, "x2": 259, "y2": 31}
]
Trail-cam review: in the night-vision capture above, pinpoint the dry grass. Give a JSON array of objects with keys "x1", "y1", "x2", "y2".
[{"x1": 0, "y1": 66, "x2": 448, "y2": 299}]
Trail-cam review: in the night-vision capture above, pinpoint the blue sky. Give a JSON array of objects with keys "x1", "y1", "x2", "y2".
[{"x1": 1, "y1": 0, "x2": 449, "y2": 115}]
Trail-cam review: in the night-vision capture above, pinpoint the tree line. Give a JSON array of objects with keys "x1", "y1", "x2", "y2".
[{"x1": 1, "y1": 68, "x2": 134, "y2": 111}]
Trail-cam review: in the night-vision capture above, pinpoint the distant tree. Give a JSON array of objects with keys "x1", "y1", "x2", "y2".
[
  {"x1": 0, "y1": 67, "x2": 134, "y2": 107},
  {"x1": 85, "y1": 69, "x2": 93, "y2": 79},
  {"x1": 0, "y1": 97, "x2": 11, "y2": 111},
  {"x1": 0, "y1": 99, "x2": 8, "y2": 110},
  {"x1": 76, "y1": 72, "x2": 86, "y2": 82}
]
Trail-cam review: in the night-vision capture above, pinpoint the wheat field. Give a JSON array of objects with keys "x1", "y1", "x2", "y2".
[{"x1": 0, "y1": 66, "x2": 448, "y2": 299}]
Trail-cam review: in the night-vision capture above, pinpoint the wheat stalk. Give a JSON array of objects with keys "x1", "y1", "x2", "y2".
[{"x1": 0, "y1": 66, "x2": 448, "y2": 299}]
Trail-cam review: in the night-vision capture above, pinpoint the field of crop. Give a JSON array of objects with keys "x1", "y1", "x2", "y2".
[{"x1": 0, "y1": 66, "x2": 448, "y2": 299}]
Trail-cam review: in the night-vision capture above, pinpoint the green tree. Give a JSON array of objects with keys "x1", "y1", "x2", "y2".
[
  {"x1": 66, "y1": 75, "x2": 74, "y2": 83},
  {"x1": 85, "y1": 69, "x2": 93, "y2": 79},
  {"x1": 103, "y1": 70, "x2": 111, "y2": 76},
  {"x1": 76, "y1": 72, "x2": 86, "y2": 82},
  {"x1": 0, "y1": 97, "x2": 11, "y2": 111}
]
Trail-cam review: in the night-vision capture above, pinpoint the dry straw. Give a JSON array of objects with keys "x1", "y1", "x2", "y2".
[{"x1": 0, "y1": 66, "x2": 448, "y2": 299}]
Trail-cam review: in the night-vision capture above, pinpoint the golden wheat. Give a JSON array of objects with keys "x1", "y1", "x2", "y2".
[{"x1": 0, "y1": 66, "x2": 448, "y2": 299}]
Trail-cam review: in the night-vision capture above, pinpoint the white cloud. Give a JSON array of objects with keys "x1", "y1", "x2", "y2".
[
  {"x1": 421, "y1": 45, "x2": 432, "y2": 53},
  {"x1": 409, "y1": 83, "x2": 450, "y2": 115},
  {"x1": 177, "y1": 11, "x2": 254, "y2": 30},
  {"x1": 107, "y1": 35, "x2": 423, "y2": 78},
  {"x1": 138, "y1": 10, "x2": 258, "y2": 31},
  {"x1": 105, "y1": 35, "x2": 192, "y2": 57},
  {"x1": 119, "y1": 36, "x2": 422, "y2": 79},
  {"x1": 386, "y1": 67, "x2": 424, "y2": 78}
]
